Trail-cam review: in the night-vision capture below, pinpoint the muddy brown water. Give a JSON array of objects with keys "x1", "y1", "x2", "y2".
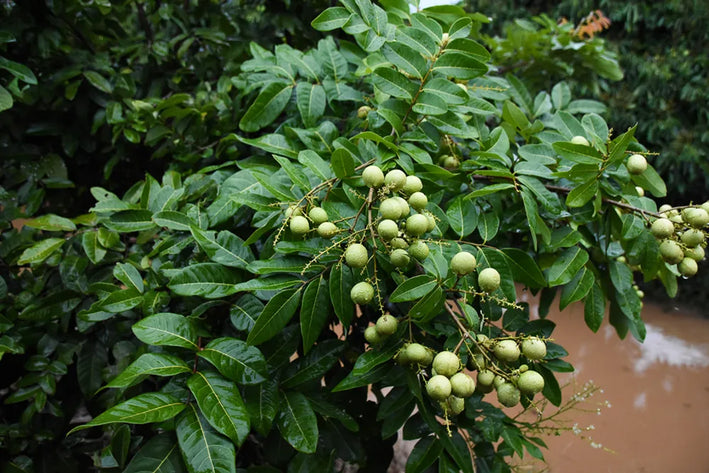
[{"x1": 388, "y1": 298, "x2": 709, "y2": 473}]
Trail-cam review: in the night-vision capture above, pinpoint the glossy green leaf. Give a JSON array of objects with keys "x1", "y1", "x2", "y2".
[
  {"x1": 106, "y1": 353, "x2": 191, "y2": 389},
  {"x1": 132, "y1": 313, "x2": 200, "y2": 350},
  {"x1": 566, "y1": 179, "x2": 599, "y2": 208},
  {"x1": 105, "y1": 210, "x2": 156, "y2": 233},
  {"x1": 501, "y1": 248, "x2": 546, "y2": 288},
  {"x1": 546, "y1": 247, "x2": 589, "y2": 286},
  {"x1": 406, "y1": 436, "x2": 442, "y2": 473},
  {"x1": 276, "y1": 391, "x2": 319, "y2": 454},
  {"x1": 383, "y1": 42, "x2": 428, "y2": 79},
  {"x1": 296, "y1": 82, "x2": 326, "y2": 127},
  {"x1": 114, "y1": 262, "x2": 144, "y2": 293},
  {"x1": 23, "y1": 214, "x2": 76, "y2": 232},
  {"x1": 552, "y1": 142, "x2": 604, "y2": 164},
  {"x1": 329, "y1": 264, "x2": 354, "y2": 327},
  {"x1": 331, "y1": 148, "x2": 356, "y2": 179},
  {"x1": 247, "y1": 287, "x2": 303, "y2": 345},
  {"x1": 152, "y1": 211, "x2": 196, "y2": 231},
  {"x1": 389, "y1": 275, "x2": 437, "y2": 302},
  {"x1": 300, "y1": 276, "x2": 331, "y2": 354},
  {"x1": 281, "y1": 339, "x2": 343, "y2": 388},
  {"x1": 198, "y1": 338, "x2": 267, "y2": 385},
  {"x1": 17, "y1": 238, "x2": 65, "y2": 265},
  {"x1": 239, "y1": 82, "x2": 294, "y2": 132},
  {"x1": 191, "y1": 227, "x2": 253, "y2": 269},
  {"x1": 446, "y1": 196, "x2": 478, "y2": 238},
  {"x1": 0, "y1": 84, "x2": 12, "y2": 111},
  {"x1": 168, "y1": 263, "x2": 241, "y2": 299},
  {"x1": 243, "y1": 378, "x2": 279, "y2": 436},
  {"x1": 124, "y1": 434, "x2": 185, "y2": 473},
  {"x1": 99, "y1": 288, "x2": 143, "y2": 313},
  {"x1": 83, "y1": 71, "x2": 112, "y2": 93},
  {"x1": 372, "y1": 67, "x2": 418, "y2": 99},
  {"x1": 433, "y1": 52, "x2": 487, "y2": 79},
  {"x1": 583, "y1": 281, "x2": 605, "y2": 333},
  {"x1": 176, "y1": 405, "x2": 236, "y2": 473},
  {"x1": 311, "y1": 7, "x2": 351, "y2": 31},
  {"x1": 187, "y1": 371, "x2": 250, "y2": 446},
  {"x1": 559, "y1": 267, "x2": 594, "y2": 310}
]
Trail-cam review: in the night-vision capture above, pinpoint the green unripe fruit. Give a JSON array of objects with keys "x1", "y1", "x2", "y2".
[
  {"x1": 478, "y1": 267, "x2": 501, "y2": 293},
  {"x1": 496, "y1": 383, "x2": 521, "y2": 407},
  {"x1": 685, "y1": 245, "x2": 705, "y2": 261},
  {"x1": 451, "y1": 251, "x2": 476, "y2": 275},
  {"x1": 685, "y1": 208, "x2": 709, "y2": 228},
  {"x1": 289, "y1": 216, "x2": 310, "y2": 235},
  {"x1": 395, "y1": 196, "x2": 410, "y2": 217},
  {"x1": 390, "y1": 248, "x2": 410, "y2": 268},
  {"x1": 681, "y1": 229, "x2": 705, "y2": 247},
  {"x1": 391, "y1": 237, "x2": 409, "y2": 250},
  {"x1": 517, "y1": 370, "x2": 545, "y2": 395},
  {"x1": 659, "y1": 239, "x2": 684, "y2": 264},
  {"x1": 443, "y1": 155, "x2": 460, "y2": 170},
  {"x1": 476, "y1": 383, "x2": 494, "y2": 394},
  {"x1": 385, "y1": 169, "x2": 407, "y2": 191},
  {"x1": 493, "y1": 375, "x2": 507, "y2": 388},
  {"x1": 375, "y1": 314, "x2": 398, "y2": 336},
  {"x1": 493, "y1": 339, "x2": 520, "y2": 363},
  {"x1": 468, "y1": 353, "x2": 486, "y2": 370},
  {"x1": 357, "y1": 105, "x2": 372, "y2": 119},
  {"x1": 350, "y1": 281, "x2": 374, "y2": 304},
  {"x1": 477, "y1": 370, "x2": 495, "y2": 387},
  {"x1": 518, "y1": 364, "x2": 529, "y2": 373},
  {"x1": 570, "y1": 135, "x2": 590, "y2": 146},
  {"x1": 345, "y1": 243, "x2": 369, "y2": 268},
  {"x1": 421, "y1": 349, "x2": 434, "y2": 367},
  {"x1": 426, "y1": 375, "x2": 452, "y2": 401},
  {"x1": 395, "y1": 347, "x2": 411, "y2": 366},
  {"x1": 408, "y1": 240, "x2": 429, "y2": 261},
  {"x1": 424, "y1": 212, "x2": 436, "y2": 232},
  {"x1": 521, "y1": 337, "x2": 547, "y2": 360},
  {"x1": 408, "y1": 192, "x2": 428, "y2": 211},
  {"x1": 403, "y1": 175, "x2": 423, "y2": 194},
  {"x1": 308, "y1": 207, "x2": 328, "y2": 224},
  {"x1": 651, "y1": 218, "x2": 675, "y2": 239},
  {"x1": 362, "y1": 165, "x2": 385, "y2": 188},
  {"x1": 285, "y1": 205, "x2": 302, "y2": 218},
  {"x1": 378, "y1": 219, "x2": 399, "y2": 240},
  {"x1": 364, "y1": 326, "x2": 382, "y2": 344},
  {"x1": 406, "y1": 214, "x2": 429, "y2": 237},
  {"x1": 626, "y1": 154, "x2": 648, "y2": 174},
  {"x1": 659, "y1": 204, "x2": 673, "y2": 214},
  {"x1": 446, "y1": 396, "x2": 465, "y2": 415},
  {"x1": 636, "y1": 186, "x2": 645, "y2": 197},
  {"x1": 432, "y1": 351, "x2": 460, "y2": 377},
  {"x1": 450, "y1": 372, "x2": 476, "y2": 398},
  {"x1": 702, "y1": 201, "x2": 709, "y2": 214},
  {"x1": 317, "y1": 222, "x2": 338, "y2": 239},
  {"x1": 405, "y1": 343, "x2": 429, "y2": 365},
  {"x1": 379, "y1": 198, "x2": 402, "y2": 220},
  {"x1": 678, "y1": 257, "x2": 698, "y2": 277}
]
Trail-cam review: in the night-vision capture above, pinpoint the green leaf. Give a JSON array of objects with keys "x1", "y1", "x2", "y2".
[
  {"x1": 106, "y1": 209, "x2": 156, "y2": 233},
  {"x1": 83, "y1": 71, "x2": 113, "y2": 93},
  {"x1": 501, "y1": 248, "x2": 546, "y2": 288},
  {"x1": 546, "y1": 247, "x2": 589, "y2": 286},
  {"x1": 243, "y1": 378, "x2": 279, "y2": 436},
  {"x1": 468, "y1": 183, "x2": 515, "y2": 198},
  {"x1": 408, "y1": 286, "x2": 445, "y2": 322},
  {"x1": 433, "y1": 52, "x2": 487, "y2": 79},
  {"x1": 69, "y1": 393, "x2": 186, "y2": 434},
  {"x1": 0, "y1": 56, "x2": 37, "y2": 84},
  {"x1": 395, "y1": 27, "x2": 437, "y2": 58},
  {"x1": 239, "y1": 82, "x2": 294, "y2": 133},
  {"x1": 132, "y1": 313, "x2": 200, "y2": 350},
  {"x1": 329, "y1": 264, "x2": 354, "y2": 327},
  {"x1": 331, "y1": 148, "x2": 356, "y2": 179},
  {"x1": 298, "y1": 150, "x2": 334, "y2": 180},
  {"x1": 152, "y1": 211, "x2": 196, "y2": 231},
  {"x1": 191, "y1": 227, "x2": 253, "y2": 269},
  {"x1": 114, "y1": 262, "x2": 144, "y2": 293},
  {"x1": 552, "y1": 142, "x2": 604, "y2": 165},
  {"x1": 237, "y1": 133, "x2": 298, "y2": 159},
  {"x1": 23, "y1": 214, "x2": 76, "y2": 231},
  {"x1": 383, "y1": 42, "x2": 428, "y2": 79},
  {"x1": 0, "y1": 84, "x2": 12, "y2": 112},
  {"x1": 124, "y1": 434, "x2": 185, "y2": 473},
  {"x1": 446, "y1": 196, "x2": 478, "y2": 238},
  {"x1": 389, "y1": 275, "x2": 437, "y2": 302},
  {"x1": 607, "y1": 125, "x2": 637, "y2": 165},
  {"x1": 17, "y1": 238, "x2": 65, "y2": 265},
  {"x1": 631, "y1": 165, "x2": 667, "y2": 198},
  {"x1": 583, "y1": 281, "x2": 605, "y2": 332},
  {"x1": 566, "y1": 179, "x2": 599, "y2": 208},
  {"x1": 187, "y1": 371, "x2": 250, "y2": 446},
  {"x1": 372, "y1": 67, "x2": 418, "y2": 99},
  {"x1": 300, "y1": 276, "x2": 331, "y2": 354},
  {"x1": 406, "y1": 436, "x2": 442, "y2": 473},
  {"x1": 176, "y1": 405, "x2": 236, "y2": 473},
  {"x1": 422, "y1": 78, "x2": 468, "y2": 105},
  {"x1": 412, "y1": 91, "x2": 448, "y2": 115},
  {"x1": 537, "y1": 365, "x2": 562, "y2": 407},
  {"x1": 106, "y1": 354, "x2": 191, "y2": 389},
  {"x1": 168, "y1": 263, "x2": 241, "y2": 299},
  {"x1": 477, "y1": 211, "x2": 499, "y2": 242},
  {"x1": 198, "y1": 338, "x2": 267, "y2": 385},
  {"x1": 282, "y1": 339, "x2": 343, "y2": 388},
  {"x1": 231, "y1": 276, "x2": 302, "y2": 292},
  {"x1": 296, "y1": 82, "x2": 326, "y2": 128},
  {"x1": 99, "y1": 288, "x2": 144, "y2": 313},
  {"x1": 311, "y1": 7, "x2": 351, "y2": 31},
  {"x1": 247, "y1": 287, "x2": 303, "y2": 345},
  {"x1": 276, "y1": 391, "x2": 319, "y2": 454},
  {"x1": 559, "y1": 267, "x2": 594, "y2": 310}
]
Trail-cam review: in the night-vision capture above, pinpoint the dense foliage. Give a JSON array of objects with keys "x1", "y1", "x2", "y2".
[{"x1": 1, "y1": 1, "x2": 707, "y2": 472}]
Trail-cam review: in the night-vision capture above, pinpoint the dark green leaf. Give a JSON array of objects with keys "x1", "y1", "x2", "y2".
[
  {"x1": 176, "y1": 405, "x2": 236, "y2": 473},
  {"x1": 168, "y1": 263, "x2": 241, "y2": 299},
  {"x1": 124, "y1": 434, "x2": 185, "y2": 473},
  {"x1": 390, "y1": 275, "x2": 437, "y2": 302},
  {"x1": 300, "y1": 276, "x2": 331, "y2": 354},
  {"x1": 239, "y1": 82, "x2": 294, "y2": 132},
  {"x1": 501, "y1": 248, "x2": 546, "y2": 288},
  {"x1": 446, "y1": 196, "x2": 478, "y2": 238},
  {"x1": 113, "y1": 263, "x2": 144, "y2": 293},
  {"x1": 17, "y1": 238, "x2": 65, "y2": 265},
  {"x1": 329, "y1": 264, "x2": 355, "y2": 327},
  {"x1": 107, "y1": 353, "x2": 191, "y2": 389},
  {"x1": 546, "y1": 247, "x2": 589, "y2": 286},
  {"x1": 132, "y1": 313, "x2": 200, "y2": 350},
  {"x1": 198, "y1": 338, "x2": 267, "y2": 385},
  {"x1": 152, "y1": 211, "x2": 196, "y2": 231},
  {"x1": 191, "y1": 227, "x2": 253, "y2": 269},
  {"x1": 247, "y1": 287, "x2": 303, "y2": 345},
  {"x1": 406, "y1": 436, "x2": 442, "y2": 473},
  {"x1": 372, "y1": 67, "x2": 418, "y2": 99},
  {"x1": 276, "y1": 391, "x2": 319, "y2": 454},
  {"x1": 23, "y1": 214, "x2": 76, "y2": 231}
]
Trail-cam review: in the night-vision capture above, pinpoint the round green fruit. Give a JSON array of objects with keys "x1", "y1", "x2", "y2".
[
  {"x1": 345, "y1": 243, "x2": 369, "y2": 268},
  {"x1": 626, "y1": 154, "x2": 648, "y2": 174},
  {"x1": 446, "y1": 396, "x2": 465, "y2": 415},
  {"x1": 681, "y1": 229, "x2": 705, "y2": 247},
  {"x1": 570, "y1": 135, "x2": 590, "y2": 146},
  {"x1": 423, "y1": 212, "x2": 436, "y2": 232},
  {"x1": 395, "y1": 196, "x2": 410, "y2": 217},
  {"x1": 375, "y1": 314, "x2": 398, "y2": 337},
  {"x1": 478, "y1": 267, "x2": 501, "y2": 293},
  {"x1": 493, "y1": 340, "x2": 520, "y2": 363},
  {"x1": 362, "y1": 165, "x2": 385, "y2": 188},
  {"x1": 450, "y1": 372, "x2": 476, "y2": 398},
  {"x1": 357, "y1": 105, "x2": 372, "y2": 119},
  {"x1": 451, "y1": 251, "x2": 476, "y2": 275},
  {"x1": 517, "y1": 370, "x2": 545, "y2": 395},
  {"x1": 467, "y1": 353, "x2": 486, "y2": 370},
  {"x1": 408, "y1": 192, "x2": 428, "y2": 211},
  {"x1": 678, "y1": 257, "x2": 698, "y2": 277},
  {"x1": 289, "y1": 216, "x2": 310, "y2": 235},
  {"x1": 477, "y1": 370, "x2": 495, "y2": 387},
  {"x1": 406, "y1": 214, "x2": 429, "y2": 237},
  {"x1": 377, "y1": 219, "x2": 399, "y2": 240},
  {"x1": 285, "y1": 205, "x2": 302, "y2": 218},
  {"x1": 426, "y1": 375, "x2": 452, "y2": 401},
  {"x1": 391, "y1": 237, "x2": 409, "y2": 250},
  {"x1": 395, "y1": 347, "x2": 411, "y2": 366},
  {"x1": 443, "y1": 155, "x2": 460, "y2": 170},
  {"x1": 432, "y1": 351, "x2": 460, "y2": 377},
  {"x1": 405, "y1": 343, "x2": 429, "y2": 365},
  {"x1": 385, "y1": 169, "x2": 407, "y2": 191},
  {"x1": 364, "y1": 326, "x2": 382, "y2": 344},
  {"x1": 651, "y1": 218, "x2": 675, "y2": 239},
  {"x1": 659, "y1": 240, "x2": 684, "y2": 264},
  {"x1": 308, "y1": 207, "x2": 328, "y2": 224},
  {"x1": 350, "y1": 281, "x2": 374, "y2": 304},
  {"x1": 390, "y1": 248, "x2": 410, "y2": 268},
  {"x1": 685, "y1": 208, "x2": 709, "y2": 228},
  {"x1": 521, "y1": 337, "x2": 547, "y2": 360},
  {"x1": 685, "y1": 245, "x2": 705, "y2": 261},
  {"x1": 379, "y1": 198, "x2": 402, "y2": 220},
  {"x1": 496, "y1": 383, "x2": 521, "y2": 408},
  {"x1": 493, "y1": 375, "x2": 507, "y2": 388},
  {"x1": 636, "y1": 186, "x2": 645, "y2": 197},
  {"x1": 702, "y1": 201, "x2": 709, "y2": 214},
  {"x1": 317, "y1": 222, "x2": 338, "y2": 239},
  {"x1": 408, "y1": 240, "x2": 429, "y2": 261},
  {"x1": 403, "y1": 175, "x2": 423, "y2": 194}
]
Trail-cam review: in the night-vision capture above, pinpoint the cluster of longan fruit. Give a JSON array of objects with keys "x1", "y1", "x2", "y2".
[
  {"x1": 650, "y1": 202, "x2": 709, "y2": 277},
  {"x1": 286, "y1": 203, "x2": 339, "y2": 239}
]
